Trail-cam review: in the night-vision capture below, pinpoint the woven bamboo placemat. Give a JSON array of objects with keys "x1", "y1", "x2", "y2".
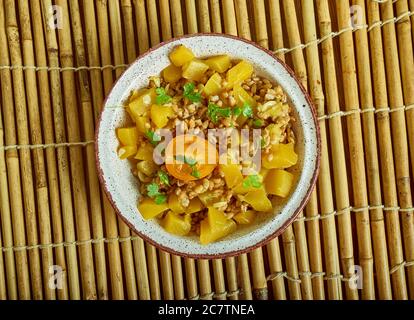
[{"x1": 0, "y1": 0, "x2": 413, "y2": 300}]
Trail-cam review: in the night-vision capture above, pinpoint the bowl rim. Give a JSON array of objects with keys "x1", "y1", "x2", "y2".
[{"x1": 95, "y1": 33, "x2": 321, "y2": 259}]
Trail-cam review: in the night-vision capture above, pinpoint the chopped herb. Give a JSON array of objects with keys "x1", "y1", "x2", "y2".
[
  {"x1": 158, "y1": 170, "x2": 170, "y2": 186},
  {"x1": 146, "y1": 183, "x2": 167, "y2": 204},
  {"x1": 233, "y1": 107, "x2": 242, "y2": 117},
  {"x1": 155, "y1": 87, "x2": 172, "y2": 105},
  {"x1": 233, "y1": 103, "x2": 253, "y2": 118},
  {"x1": 253, "y1": 119, "x2": 263, "y2": 128},
  {"x1": 207, "y1": 103, "x2": 232, "y2": 123},
  {"x1": 183, "y1": 83, "x2": 202, "y2": 103},
  {"x1": 175, "y1": 155, "x2": 201, "y2": 179},
  {"x1": 191, "y1": 169, "x2": 201, "y2": 179},
  {"x1": 145, "y1": 130, "x2": 161, "y2": 146},
  {"x1": 261, "y1": 137, "x2": 266, "y2": 149},
  {"x1": 242, "y1": 175, "x2": 262, "y2": 188}
]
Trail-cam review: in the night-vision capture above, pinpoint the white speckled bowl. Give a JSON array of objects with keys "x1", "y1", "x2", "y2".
[{"x1": 96, "y1": 34, "x2": 320, "y2": 259}]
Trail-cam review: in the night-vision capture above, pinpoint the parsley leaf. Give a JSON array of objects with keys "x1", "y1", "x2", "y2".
[
  {"x1": 207, "y1": 103, "x2": 232, "y2": 123},
  {"x1": 158, "y1": 170, "x2": 170, "y2": 186},
  {"x1": 155, "y1": 87, "x2": 172, "y2": 105},
  {"x1": 145, "y1": 130, "x2": 161, "y2": 146},
  {"x1": 233, "y1": 107, "x2": 242, "y2": 117},
  {"x1": 175, "y1": 155, "x2": 201, "y2": 179},
  {"x1": 154, "y1": 194, "x2": 167, "y2": 205},
  {"x1": 253, "y1": 119, "x2": 263, "y2": 128},
  {"x1": 242, "y1": 103, "x2": 253, "y2": 118},
  {"x1": 191, "y1": 169, "x2": 201, "y2": 179},
  {"x1": 183, "y1": 83, "x2": 202, "y2": 103},
  {"x1": 261, "y1": 137, "x2": 266, "y2": 149},
  {"x1": 242, "y1": 175, "x2": 262, "y2": 188},
  {"x1": 146, "y1": 183, "x2": 167, "y2": 204}
]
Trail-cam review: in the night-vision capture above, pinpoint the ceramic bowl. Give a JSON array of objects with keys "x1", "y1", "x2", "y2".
[{"x1": 96, "y1": 34, "x2": 320, "y2": 259}]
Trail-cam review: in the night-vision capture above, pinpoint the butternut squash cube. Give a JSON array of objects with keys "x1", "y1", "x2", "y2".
[
  {"x1": 185, "y1": 198, "x2": 203, "y2": 214},
  {"x1": 233, "y1": 84, "x2": 256, "y2": 107},
  {"x1": 162, "y1": 212, "x2": 191, "y2": 236},
  {"x1": 117, "y1": 127, "x2": 138, "y2": 146},
  {"x1": 118, "y1": 145, "x2": 137, "y2": 160},
  {"x1": 203, "y1": 73, "x2": 223, "y2": 96},
  {"x1": 136, "y1": 116, "x2": 149, "y2": 134},
  {"x1": 169, "y1": 45, "x2": 195, "y2": 67},
  {"x1": 234, "y1": 210, "x2": 256, "y2": 225},
  {"x1": 200, "y1": 207, "x2": 237, "y2": 245},
  {"x1": 138, "y1": 198, "x2": 169, "y2": 220},
  {"x1": 135, "y1": 143, "x2": 154, "y2": 161},
  {"x1": 243, "y1": 188, "x2": 272, "y2": 212},
  {"x1": 163, "y1": 64, "x2": 182, "y2": 83},
  {"x1": 182, "y1": 59, "x2": 209, "y2": 81},
  {"x1": 137, "y1": 160, "x2": 158, "y2": 177},
  {"x1": 150, "y1": 104, "x2": 174, "y2": 128},
  {"x1": 264, "y1": 169, "x2": 294, "y2": 198},
  {"x1": 204, "y1": 55, "x2": 231, "y2": 73},
  {"x1": 128, "y1": 88, "x2": 156, "y2": 120},
  {"x1": 168, "y1": 193, "x2": 185, "y2": 214},
  {"x1": 262, "y1": 143, "x2": 298, "y2": 169},
  {"x1": 226, "y1": 60, "x2": 254, "y2": 89},
  {"x1": 220, "y1": 164, "x2": 244, "y2": 188}
]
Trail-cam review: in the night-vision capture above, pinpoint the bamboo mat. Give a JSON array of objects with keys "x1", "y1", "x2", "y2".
[{"x1": 0, "y1": 0, "x2": 413, "y2": 300}]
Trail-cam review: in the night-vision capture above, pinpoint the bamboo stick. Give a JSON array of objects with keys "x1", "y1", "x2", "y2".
[
  {"x1": 335, "y1": 0, "x2": 374, "y2": 299},
  {"x1": 146, "y1": 0, "x2": 161, "y2": 46},
  {"x1": 350, "y1": 0, "x2": 392, "y2": 299},
  {"x1": 185, "y1": 0, "x2": 198, "y2": 34},
  {"x1": 170, "y1": 0, "x2": 184, "y2": 36},
  {"x1": 300, "y1": 0, "x2": 330, "y2": 300},
  {"x1": 315, "y1": 0, "x2": 348, "y2": 299},
  {"x1": 121, "y1": 0, "x2": 137, "y2": 62},
  {"x1": 212, "y1": 259, "x2": 226, "y2": 300},
  {"x1": 197, "y1": 260, "x2": 212, "y2": 300},
  {"x1": 69, "y1": 0, "x2": 109, "y2": 300},
  {"x1": 198, "y1": 0, "x2": 211, "y2": 33},
  {"x1": 280, "y1": 0, "x2": 316, "y2": 300},
  {"x1": 209, "y1": 0, "x2": 222, "y2": 33},
  {"x1": 38, "y1": 0, "x2": 81, "y2": 300},
  {"x1": 266, "y1": 241, "x2": 286, "y2": 299},
  {"x1": 237, "y1": 254, "x2": 252, "y2": 299},
  {"x1": 159, "y1": 251, "x2": 174, "y2": 299},
  {"x1": 0, "y1": 33, "x2": 18, "y2": 299},
  {"x1": 171, "y1": 255, "x2": 185, "y2": 299},
  {"x1": 234, "y1": 0, "x2": 251, "y2": 40},
  {"x1": 395, "y1": 0, "x2": 414, "y2": 299},
  {"x1": 146, "y1": 244, "x2": 161, "y2": 299},
  {"x1": 52, "y1": 0, "x2": 97, "y2": 299},
  {"x1": 0, "y1": 220, "x2": 5, "y2": 299},
  {"x1": 184, "y1": 258, "x2": 198, "y2": 299},
  {"x1": 5, "y1": 0, "x2": 43, "y2": 299},
  {"x1": 133, "y1": 0, "x2": 150, "y2": 53},
  {"x1": 380, "y1": 0, "x2": 413, "y2": 299},
  {"x1": 109, "y1": 0, "x2": 139, "y2": 300},
  {"x1": 30, "y1": 0, "x2": 72, "y2": 300},
  {"x1": 131, "y1": 0, "x2": 152, "y2": 300},
  {"x1": 94, "y1": 0, "x2": 125, "y2": 299},
  {"x1": 17, "y1": 0, "x2": 57, "y2": 300},
  {"x1": 225, "y1": 258, "x2": 239, "y2": 300},
  {"x1": 366, "y1": 0, "x2": 401, "y2": 300},
  {"x1": 410, "y1": 0, "x2": 414, "y2": 43},
  {"x1": 222, "y1": 0, "x2": 237, "y2": 36},
  {"x1": 159, "y1": 0, "x2": 172, "y2": 42}
]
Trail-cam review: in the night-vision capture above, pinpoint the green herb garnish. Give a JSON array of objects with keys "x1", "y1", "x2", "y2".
[
  {"x1": 233, "y1": 103, "x2": 253, "y2": 118},
  {"x1": 155, "y1": 87, "x2": 172, "y2": 105},
  {"x1": 253, "y1": 119, "x2": 263, "y2": 128},
  {"x1": 158, "y1": 170, "x2": 170, "y2": 186},
  {"x1": 183, "y1": 83, "x2": 202, "y2": 103},
  {"x1": 146, "y1": 183, "x2": 167, "y2": 204},
  {"x1": 260, "y1": 137, "x2": 266, "y2": 149},
  {"x1": 175, "y1": 155, "x2": 201, "y2": 178},
  {"x1": 242, "y1": 175, "x2": 262, "y2": 188},
  {"x1": 146, "y1": 130, "x2": 161, "y2": 146},
  {"x1": 207, "y1": 103, "x2": 232, "y2": 123}
]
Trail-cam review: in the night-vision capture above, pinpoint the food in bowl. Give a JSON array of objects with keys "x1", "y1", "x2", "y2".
[{"x1": 115, "y1": 45, "x2": 298, "y2": 244}]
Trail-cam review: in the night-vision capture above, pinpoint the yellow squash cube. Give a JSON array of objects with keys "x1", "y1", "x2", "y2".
[
  {"x1": 185, "y1": 198, "x2": 203, "y2": 214},
  {"x1": 198, "y1": 191, "x2": 223, "y2": 207},
  {"x1": 151, "y1": 104, "x2": 174, "y2": 128},
  {"x1": 135, "y1": 143, "x2": 154, "y2": 161},
  {"x1": 118, "y1": 145, "x2": 137, "y2": 160},
  {"x1": 168, "y1": 193, "x2": 185, "y2": 214},
  {"x1": 203, "y1": 73, "x2": 223, "y2": 96},
  {"x1": 262, "y1": 143, "x2": 298, "y2": 169},
  {"x1": 117, "y1": 127, "x2": 138, "y2": 146},
  {"x1": 138, "y1": 198, "x2": 169, "y2": 220},
  {"x1": 220, "y1": 164, "x2": 244, "y2": 188},
  {"x1": 204, "y1": 55, "x2": 231, "y2": 73},
  {"x1": 137, "y1": 160, "x2": 158, "y2": 177},
  {"x1": 234, "y1": 210, "x2": 256, "y2": 225},
  {"x1": 264, "y1": 169, "x2": 294, "y2": 198},
  {"x1": 233, "y1": 84, "x2": 256, "y2": 107},
  {"x1": 243, "y1": 188, "x2": 272, "y2": 212},
  {"x1": 200, "y1": 207, "x2": 237, "y2": 245},
  {"x1": 182, "y1": 59, "x2": 209, "y2": 81},
  {"x1": 169, "y1": 45, "x2": 195, "y2": 67},
  {"x1": 136, "y1": 116, "x2": 149, "y2": 134},
  {"x1": 162, "y1": 212, "x2": 191, "y2": 236},
  {"x1": 128, "y1": 88, "x2": 156, "y2": 120},
  {"x1": 232, "y1": 182, "x2": 258, "y2": 194},
  {"x1": 163, "y1": 64, "x2": 182, "y2": 83},
  {"x1": 226, "y1": 60, "x2": 254, "y2": 89}
]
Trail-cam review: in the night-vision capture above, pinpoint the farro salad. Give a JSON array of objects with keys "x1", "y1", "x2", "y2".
[{"x1": 116, "y1": 45, "x2": 298, "y2": 244}]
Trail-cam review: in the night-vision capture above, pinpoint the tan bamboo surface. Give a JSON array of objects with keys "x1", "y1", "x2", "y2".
[{"x1": 0, "y1": 0, "x2": 413, "y2": 300}]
